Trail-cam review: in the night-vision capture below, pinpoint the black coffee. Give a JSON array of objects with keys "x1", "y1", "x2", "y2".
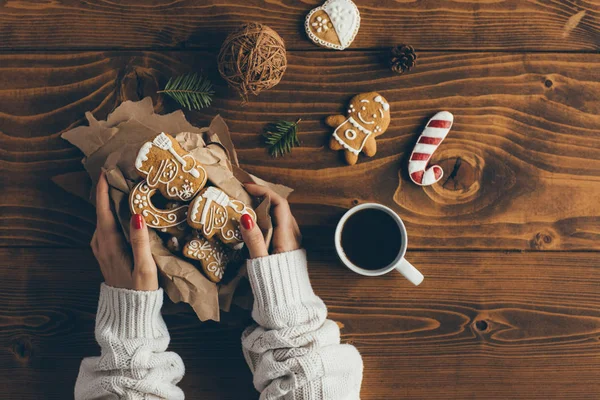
[{"x1": 341, "y1": 208, "x2": 403, "y2": 270}]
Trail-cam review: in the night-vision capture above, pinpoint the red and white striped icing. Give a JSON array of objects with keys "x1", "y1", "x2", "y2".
[{"x1": 408, "y1": 111, "x2": 453, "y2": 186}]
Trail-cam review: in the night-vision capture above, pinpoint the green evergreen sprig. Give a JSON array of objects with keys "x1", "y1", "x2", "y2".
[
  {"x1": 157, "y1": 73, "x2": 215, "y2": 110},
  {"x1": 263, "y1": 119, "x2": 301, "y2": 158}
]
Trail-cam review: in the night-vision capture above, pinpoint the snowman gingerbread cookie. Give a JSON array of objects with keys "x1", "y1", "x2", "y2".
[
  {"x1": 188, "y1": 186, "x2": 256, "y2": 250},
  {"x1": 135, "y1": 132, "x2": 208, "y2": 202},
  {"x1": 327, "y1": 92, "x2": 391, "y2": 165}
]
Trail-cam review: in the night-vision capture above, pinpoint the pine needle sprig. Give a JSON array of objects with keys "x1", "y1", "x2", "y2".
[
  {"x1": 263, "y1": 119, "x2": 301, "y2": 158},
  {"x1": 157, "y1": 73, "x2": 215, "y2": 110}
]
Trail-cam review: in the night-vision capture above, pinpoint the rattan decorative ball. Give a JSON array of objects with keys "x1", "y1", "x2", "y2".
[{"x1": 217, "y1": 23, "x2": 287, "y2": 101}]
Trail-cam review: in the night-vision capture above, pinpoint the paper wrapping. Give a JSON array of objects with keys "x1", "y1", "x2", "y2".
[{"x1": 56, "y1": 97, "x2": 292, "y2": 321}]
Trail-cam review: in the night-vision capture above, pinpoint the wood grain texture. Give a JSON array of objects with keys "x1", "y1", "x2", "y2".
[
  {"x1": 0, "y1": 0, "x2": 598, "y2": 51},
  {"x1": 1, "y1": 248, "x2": 599, "y2": 399},
  {"x1": 1, "y1": 51, "x2": 599, "y2": 249}
]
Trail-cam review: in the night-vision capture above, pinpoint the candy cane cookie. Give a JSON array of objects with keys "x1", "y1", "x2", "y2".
[
  {"x1": 129, "y1": 181, "x2": 189, "y2": 229},
  {"x1": 408, "y1": 111, "x2": 453, "y2": 186}
]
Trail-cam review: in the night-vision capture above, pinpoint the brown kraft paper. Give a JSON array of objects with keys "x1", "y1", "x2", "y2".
[{"x1": 57, "y1": 97, "x2": 292, "y2": 321}]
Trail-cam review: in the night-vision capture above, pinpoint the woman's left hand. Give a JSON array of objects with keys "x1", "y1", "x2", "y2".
[{"x1": 90, "y1": 171, "x2": 159, "y2": 291}]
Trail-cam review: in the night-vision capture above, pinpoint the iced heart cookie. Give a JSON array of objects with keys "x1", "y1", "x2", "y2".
[
  {"x1": 135, "y1": 132, "x2": 208, "y2": 202},
  {"x1": 183, "y1": 233, "x2": 229, "y2": 283},
  {"x1": 188, "y1": 186, "x2": 256, "y2": 249},
  {"x1": 305, "y1": 0, "x2": 360, "y2": 50},
  {"x1": 129, "y1": 180, "x2": 189, "y2": 229},
  {"x1": 327, "y1": 92, "x2": 391, "y2": 165}
]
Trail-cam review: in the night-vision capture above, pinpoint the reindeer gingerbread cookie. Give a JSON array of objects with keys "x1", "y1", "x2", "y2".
[
  {"x1": 188, "y1": 186, "x2": 256, "y2": 250},
  {"x1": 327, "y1": 92, "x2": 390, "y2": 165},
  {"x1": 135, "y1": 132, "x2": 208, "y2": 202}
]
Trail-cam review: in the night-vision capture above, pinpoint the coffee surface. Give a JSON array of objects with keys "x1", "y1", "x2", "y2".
[{"x1": 341, "y1": 208, "x2": 403, "y2": 270}]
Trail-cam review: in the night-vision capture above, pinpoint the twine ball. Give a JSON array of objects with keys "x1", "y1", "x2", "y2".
[{"x1": 218, "y1": 23, "x2": 287, "y2": 101}]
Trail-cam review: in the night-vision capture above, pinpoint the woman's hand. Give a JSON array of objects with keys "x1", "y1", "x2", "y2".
[
  {"x1": 90, "y1": 171, "x2": 159, "y2": 291},
  {"x1": 240, "y1": 183, "x2": 302, "y2": 259}
]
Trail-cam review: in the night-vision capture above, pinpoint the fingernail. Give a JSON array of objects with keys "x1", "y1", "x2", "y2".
[
  {"x1": 132, "y1": 214, "x2": 144, "y2": 230},
  {"x1": 243, "y1": 182, "x2": 255, "y2": 186},
  {"x1": 240, "y1": 213, "x2": 254, "y2": 230}
]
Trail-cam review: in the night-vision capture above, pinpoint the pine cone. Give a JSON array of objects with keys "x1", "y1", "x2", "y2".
[{"x1": 390, "y1": 44, "x2": 417, "y2": 75}]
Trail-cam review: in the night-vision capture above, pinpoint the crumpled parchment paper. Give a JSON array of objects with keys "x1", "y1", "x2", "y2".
[{"x1": 56, "y1": 97, "x2": 292, "y2": 321}]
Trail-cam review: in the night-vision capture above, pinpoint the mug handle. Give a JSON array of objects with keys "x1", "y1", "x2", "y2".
[{"x1": 395, "y1": 258, "x2": 424, "y2": 286}]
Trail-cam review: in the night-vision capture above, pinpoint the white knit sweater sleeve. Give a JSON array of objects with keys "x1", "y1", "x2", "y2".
[
  {"x1": 75, "y1": 284, "x2": 185, "y2": 400},
  {"x1": 242, "y1": 249, "x2": 364, "y2": 400}
]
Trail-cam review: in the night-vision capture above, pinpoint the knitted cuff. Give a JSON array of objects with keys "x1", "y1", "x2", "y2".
[
  {"x1": 96, "y1": 283, "x2": 167, "y2": 339},
  {"x1": 246, "y1": 249, "x2": 317, "y2": 312}
]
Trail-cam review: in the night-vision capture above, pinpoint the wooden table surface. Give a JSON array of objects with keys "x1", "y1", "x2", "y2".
[{"x1": 1, "y1": 1, "x2": 599, "y2": 399}]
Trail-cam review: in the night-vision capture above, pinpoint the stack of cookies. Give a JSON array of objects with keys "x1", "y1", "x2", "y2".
[{"x1": 129, "y1": 132, "x2": 256, "y2": 283}]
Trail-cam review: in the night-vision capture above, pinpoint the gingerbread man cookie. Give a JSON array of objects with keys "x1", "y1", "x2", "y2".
[
  {"x1": 188, "y1": 186, "x2": 256, "y2": 250},
  {"x1": 305, "y1": 0, "x2": 360, "y2": 50},
  {"x1": 183, "y1": 233, "x2": 229, "y2": 283},
  {"x1": 129, "y1": 180, "x2": 189, "y2": 229},
  {"x1": 327, "y1": 92, "x2": 391, "y2": 165},
  {"x1": 135, "y1": 132, "x2": 208, "y2": 202}
]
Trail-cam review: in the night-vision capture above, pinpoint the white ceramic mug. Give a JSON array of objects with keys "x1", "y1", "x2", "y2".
[{"x1": 334, "y1": 203, "x2": 424, "y2": 286}]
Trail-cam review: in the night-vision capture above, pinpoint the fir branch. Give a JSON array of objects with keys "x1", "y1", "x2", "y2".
[
  {"x1": 263, "y1": 119, "x2": 301, "y2": 158},
  {"x1": 157, "y1": 73, "x2": 215, "y2": 110}
]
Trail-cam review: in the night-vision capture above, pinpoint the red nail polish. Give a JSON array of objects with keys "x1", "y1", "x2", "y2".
[
  {"x1": 243, "y1": 182, "x2": 255, "y2": 185},
  {"x1": 132, "y1": 214, "x2": 144, "y2": 230},
  {"x1": 240, "y1": 213, "x2": 254, "y2": 230}
]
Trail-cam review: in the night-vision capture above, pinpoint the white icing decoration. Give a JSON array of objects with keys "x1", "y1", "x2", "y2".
[
  {"x1": 374, "y1": 95, "x2": 389, "y2": 111},
  {"x1": 186, "y1": 237, "x2": 228, "y2": 280},
  {"x1": 313, "y1": 16, "x2": 330, "y2": 33},
  {"x1": 135, "y1": 133, "x2": 206, "y2": 201},
  {"x1": 332, "y1": 117, "x2": 373, "y2": 155},
  {"x1": 187, "y1": 238, "x2": 214, "y2": 260},
  {"x1": 304, "y1": 0, "x2": 360, "y2": 51},
  {"x1": 169, "y1": 237, "x2": 180, "y2": 251},
  {"x1": 153, "y1": 133, "x2": 202, "y2": 179},
  {"x1": 135, "y1": 142, "x2": 153, "y2": 169},
  {"x1": 345, "y1": 129, "x2": 357, "y2": 140},
  {"x1": 358, "y1": 112, "x2": 375, "y2": 125},
  {"x1": 189, "y1": 187, "x2": 255, "y2": 246},
  {"x1": 129, "y1": 181, "x2": 188, "y2": 228}
]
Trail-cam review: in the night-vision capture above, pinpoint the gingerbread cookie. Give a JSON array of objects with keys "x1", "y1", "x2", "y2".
[
  {"x1": 129, "y1": 180, "x2": 189, "y2": 229},
  {"x1": 327, "y1": 92, "x2": 390, "y2": 165},
  {"x1": 188, "y1": 186, "x2": 256, "y2": 249},
  {"x1": 183, "y1": 233, "x2": 229, "y2": 283},
  {"x1": 157, "y1": 204, "x2": 191, "y2": 253},
  {"x1": 135, "y1": 132, "x2": 208, "y2": 202},
  {"x1": 305, "y1": 0, "x2": 360, "y2": 50}
]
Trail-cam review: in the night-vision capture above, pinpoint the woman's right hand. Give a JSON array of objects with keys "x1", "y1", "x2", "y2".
[
  {"x1": 91, "y1": 171, "x2": 159, "y2": 291},
  {"x1": 240, "y1": 183, "x2": 301, "y2": 259}
]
